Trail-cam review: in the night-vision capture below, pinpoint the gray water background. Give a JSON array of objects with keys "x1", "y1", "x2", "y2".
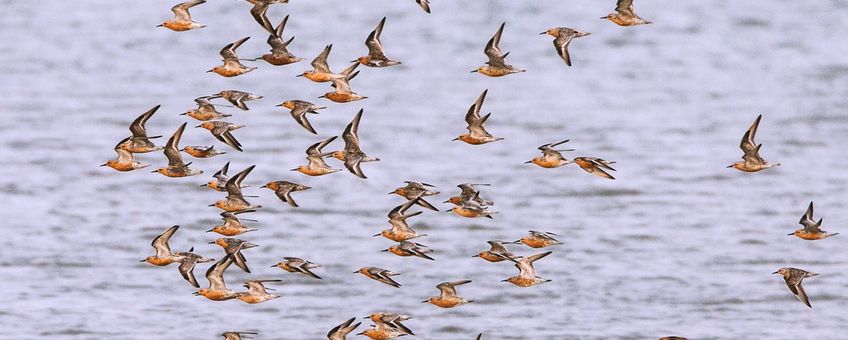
[{"x1": 1, "y1": 0, "x2": 848, "y2": 339}]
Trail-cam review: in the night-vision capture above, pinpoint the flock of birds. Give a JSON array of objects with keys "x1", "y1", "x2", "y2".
[{"x1": 100, "y1": 0, "x2": 839, "y2": 339}]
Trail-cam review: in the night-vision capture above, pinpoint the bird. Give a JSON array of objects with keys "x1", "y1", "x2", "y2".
[
  {"x1": 448, "y1": 198, "x2": 497, "y2": 219},
  {"x1": 252, "y1": 8, "x2": 302, "y2": 66},
  {"x1": 118, "y1": 105, "x2": 163, "y2": 153},
  {"x1": 355, "y1": 267, "x2": 402, "y2": 288},
  {"x1": 157, "y1": 0, "x2": 206, "y2": 31},
  {"x1": 357, "y1": 322, "x2": 408, "y2": 340},
  {"x1": 573, "y1": 157, "x2": 617, "y2": 180},
  {"x1": 320, "y1": 63, "x2": 367, "y2": 103},
  {"x1": 292, "y1": 136, "x2": 342, "y2": 176},
  {"x1": 473, "y1": 240, "x2": 521, "y2": 263},
  {"x1": 210, "y1": 238, "x2": 258, "y2": 273},
  {"x1": 415, "y1": 0, "x2": 430, "y2": 13},
  {"x1": 261, "y1": 180, "x2": 311, "y2": 207},
  {"x1": 272, "y1": 257, "x2": 322, "y2": 279},
  {"x1": 207, "y1": 209, "x2": 259, "y2": 236},
  {"x1": 141, "y1": 225, "x2": 185, "y2": 266},
  {"x1": 209, "y1": 37, "x2": 256, "y2": 77},
  {"x1": 181, "y1": 96, "x2": 232, "y2": 121},
  {"x1": 299, "y1": 44, "x2": 338, "y2": 82},
  {"x1": 540, "y1": 27, "x2": 590, "y2": 67},
  {"x1": 365, "y1": 313, "x2": 414, "y2": 335},
  {"x1": 472, "y1": 22, "x2": 525, "y2": 77},
  {"x1": 728, "y1": 114, "x2": 780, "y2": 172},
  {"x1": 182, "y1": 145, "x2": 226, "y2": 158},
  {"x1": 277, "y1": 100, "x2": 326, "y2": 134},
  {"x1": 330, "y1": 109, "x2": 380, "y2": 178},
  {"x1": 423, "y1": 280, "x2": 473, "y2": 308},
  {"x1": 453, "y1": 89, "x2": 502, "y2": 145},
  {"x1": 103, "y1": 137, "x2": 150, "y2": 172},
  {"x1": 375, "y1": 196, "x2": 428, "y2": 242},
  {"x1": 195, "y1": 252, "x2": 240, "y2": 301},
  {"x1": 773, "y1": 267, "x2": 818, "y2": 308},
  {"x1": 602, "y1": 0, "x2": 652, "y2": 26},
  {"x1": 388, "y1": 181, "x2": 440, "y2": 211},
  {"x1": 204, "y1": 161, "x2": 233, "y2": 191},
  {"x1": 211, "y1": 165, "x2": 261, "y2": 212},
  {"x1": 515, "y1": 230, "x2": 562, "y2": 248},
  {"x1": 245, "y1": 0, "x2": 289, "y2": 31},
  {"x1": 175, "y1": 247, "x2": 215, "y2": 288},
  {"x1": 236, "y1": 279, "x2": 281, "y2": 304},
  {"x1": 503, "y1": 251, "x2": 553, "y2": 287},
  {"x1": 197, "y1": 121, "x2": 245, "y2": 152},
  {"x1": 444, "y1": 183, "x2": 493, "y2": 206},
  {"x1": 525, "y1": 139, "x2": 575, "y2": 168},
  {"x1": 327, "y1": 317, "x2": 361, "y2": 340},
  {"x1": 789, "y1": 202, "x2": 839, "y2": 240},
  {"x1": 383, "y1": 241, "x2": 434, "y2": 260},
  {"x1": 221, "y1": 331, "x2": 259, "y2": 340},
  {"x1": 354, "y1": 17, "x2": 401, "y2": 67},
  {"x1": 212, "y1": 90, "x2": 262, "y2": 111},
  {"x1": 153, "y1": 123, "x2": 203, "y2": 177}
]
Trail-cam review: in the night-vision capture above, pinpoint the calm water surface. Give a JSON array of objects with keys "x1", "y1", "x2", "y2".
[{"x1": 2, "y1": 0, "x2": 848, "y2": 339}]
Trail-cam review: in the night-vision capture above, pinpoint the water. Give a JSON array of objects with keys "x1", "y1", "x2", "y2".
[{"x1": 2, "y1": 0, "x2": 848, "y2": 339}]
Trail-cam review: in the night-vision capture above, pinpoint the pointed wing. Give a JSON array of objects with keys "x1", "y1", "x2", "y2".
[
  {"x1": 164, "y1": 123, "x2": 186, "y2": 167},
  {"x1": 615, "y1": 0, "x2": 635, "y2": 16},
  {"x1": 130, "y1": 105, "x2": 160, "y2": 138},
  {"x1": 366, "y1": 17, "x2": 387, "y2": 59},
  {"x1": 416, "y1": 0, "x2": 430, "y2": 13},
  {"x1": 342, "y1": 109, "x2": 363, "y2": 153},
  {"x1": 311, "y1": 44, "x2": 332, "y2": 73},
  {"x1": 221, "y1": 37, "x2": 250, "y2": 63},
  {"x1": 151, "y1": 225, "x2": 179, "y2": 257},
  {"x1": 484, "y1": 23, "x2": 506, "y2": 65},
  {"x1": 172, "y1": 0, "x2": 205, "y2": 21},
  {"x1": 225, "y1": 165, "x2": 255, "y2": 197},
  {"x1": 178, "y1": 258, "x2": 200, "y2": 288},
  {"x1": 554, "y1": 32, "x2": 576, "y2": 66},
  {"x1": 464, "y1": 89, "x2": 487, "y2": 125},
  {"x1": 739, "y1": 114, "x2": 763, "y2": 162}
]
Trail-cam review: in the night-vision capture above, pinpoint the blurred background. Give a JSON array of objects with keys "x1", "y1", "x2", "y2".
[{"x1": 1, "y1": 0, "x2": 847, "y2": 339}]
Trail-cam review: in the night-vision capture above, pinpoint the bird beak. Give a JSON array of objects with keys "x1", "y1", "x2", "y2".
[
  {"x1": 726, "y1": 165, "x2": 733, "y2": 168},
  {"x1": 150, "y1": 170, "x2": 157, "y2": 173},
  {"x1": 295, "y1": 74, "x2": 304, "y2": 77},
  {"x1": 208, "y1": 241, "x2": 215, "y2": 244},
  {"x1": 156, "y1": 24, "x2": 163, "y2": 27},
  {"x1": 380, "y1": 249, "x2": 388, "y2": 252},
  {"x1": 470, "y1": 70, "x2": 478, "y2": 73},
  {"x1": 442, "y1": 200, "x2": 450, "y2": 203},
  {"x1": 771, "y1": 271, "x2": 779, "y2": 274},
  {"x1": 289, "y1": 168, "x2": 298, "y2": 171},
  {"x1": 260, "y1": 185, "x2": 267, "y2": 188},
  {"x1": 270, "y1": 264, "x2": 278, "y2": 268},
  {"x1": 179, "y1": 112, "x2": 187, "y2": 115},
  {"x1": 206, "y1": 229, "x2": 213, "y2": 232},
  {"x1": 206, "y1": 70, "x2": 213, "y2": 73},
  {"x1": 471, "y1": 254, "x2": 479, "y2": 257},
  {"x1": 208, "y1": 204, "x2": 215, "y2": 207},
  {"x1": 600, "y1": 16, "x2": 607, "y2": 19},
  {"x1": 195, "y1": 125, "x2": 202, "y2": 128},
  {"x1": 539, "y1": 32, "x2": 547, "y2": 35},
  {"x1": 421, "y1": 300, "x2": 428, "y2": 303},
  {"x1": 524, "y1": 160, "x2": 532, "y2": 164},
  {"x1": 200, "y1": 184, "x2": 208, "y2": 187},
  {"x1": 787, "y1": 233, "x2": 794, "y2": 236},
  {"x1": 451, "y1": 137, "x2": 460, "y2": 141},
  {"x1": 99, "y1": 163, "x2": 107, "y2": 167},
  {"x1": 372, "y1": 233, "x2": 380, "y2": 237},
  {"x1": 139, "y1": 259, "x2": 147, "y2": 262},
  {"x1": 275, "y1": 103, "x2": 283, "y2": 107},
  {"x1": 500, "y1": 279, "x2": 509, "y2": 282}
]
